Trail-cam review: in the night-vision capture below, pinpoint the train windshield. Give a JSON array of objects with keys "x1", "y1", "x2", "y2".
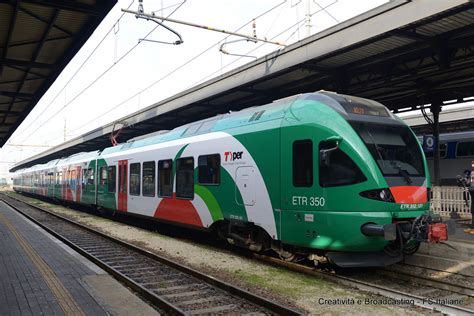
[{"x1": 350, "y1": 121, "x2": 425, "y2": 178}]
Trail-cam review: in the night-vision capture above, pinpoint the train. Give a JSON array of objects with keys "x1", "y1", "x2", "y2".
[
  {"x1": 12, "y1": 91, "x2": 449, "y2": 268},
  {"x1": 419, "y1": 131, "x2": 474, "y2": 185}
]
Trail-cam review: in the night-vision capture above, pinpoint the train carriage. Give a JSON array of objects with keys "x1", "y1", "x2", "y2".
[{"x1": 13, "y1": 91, "x2": 449, "y2": 267}]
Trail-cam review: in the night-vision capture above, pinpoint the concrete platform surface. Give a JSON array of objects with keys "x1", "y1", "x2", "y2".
[{"x1": 0, "y1": 201, "x2": 159, "y2": 316}]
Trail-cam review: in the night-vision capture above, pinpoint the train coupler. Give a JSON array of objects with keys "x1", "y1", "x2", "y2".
[{"x1": 427, "y1": 223, "x2": 448, "y2": 243}]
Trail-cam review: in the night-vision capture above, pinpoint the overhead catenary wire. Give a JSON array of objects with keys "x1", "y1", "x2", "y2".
[
  {"x1": 13, "y1": 0, "x2": 136, "y2": 141},
  {"x1": 43, "y1": 1, "x2": 289, "y2": 143},
  {"x1": 17, "y1": 1, "x2": 187, "y2": 145},
  {"x1": 48, "y1": 0, "x2": 335, "y2": 145},
  {"x1": 192, "y1": 0, "x2": 338, "y2": 88}
]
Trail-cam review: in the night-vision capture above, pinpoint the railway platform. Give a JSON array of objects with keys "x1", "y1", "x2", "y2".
[{"x1": 0, "y1": 201, "x2": 158, "y2": 316}]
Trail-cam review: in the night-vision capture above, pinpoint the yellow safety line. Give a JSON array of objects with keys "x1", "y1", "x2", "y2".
[{"x1": 0, "y1": 212, "x2": 85, "y2": 316}]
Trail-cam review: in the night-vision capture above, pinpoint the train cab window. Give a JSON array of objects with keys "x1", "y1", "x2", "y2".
[
  {"x1": 108, "y1": 166, "x2": 116, "y2": 192},
  {"x1": 176, "y1": 157, "x2": 194, "y2": 199},
  {"x1": 158, "y1": 160, "x2": 173, "y2": 198},
  {"x1": 130, "y1": 163, "x2": 141, "y2": 196},
  {"x1": 198, "y1": 154, "x2": 220, "y2": 185},
  {"x1": 142, "y1": 161, "x2": 155, "y2": 197},
  {"x1": 99, "y1": 167, "x2": 107, "y2": 186},
  {"x1": 319, "y1": 142, "x2": 367, "y2": 187},
  {"x1": 293, "y1": 140, "x2": 313, "y2": 187},
  {"x1": 456, "y1": 142, "x2": 474, "y2": 157}
]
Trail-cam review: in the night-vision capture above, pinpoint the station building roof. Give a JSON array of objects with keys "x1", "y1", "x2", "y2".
[
  {"x1": 10, "y1": 0, "x2": 474, "y2": 172},
  {"x1": 0, "y1": 0, "x2": 116, "y2": 147}
]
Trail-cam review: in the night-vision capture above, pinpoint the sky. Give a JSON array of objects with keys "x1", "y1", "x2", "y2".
[{"x1": 0, "y1": 0, "x2": 391, "y2": 180}]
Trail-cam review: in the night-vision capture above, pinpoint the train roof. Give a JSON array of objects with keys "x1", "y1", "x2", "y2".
[{"x1": 14, "y1": 91, "x2": 406, "y2": 172}]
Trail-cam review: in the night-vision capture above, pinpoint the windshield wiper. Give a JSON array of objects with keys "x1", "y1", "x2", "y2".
[{"x1": 391, "y1": 162, "x2": 412, "y2": 184}]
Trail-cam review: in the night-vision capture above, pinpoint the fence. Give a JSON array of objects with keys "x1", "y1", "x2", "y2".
[{"x1": 431, "y1": 186, "x2": 472, "y2": 219}]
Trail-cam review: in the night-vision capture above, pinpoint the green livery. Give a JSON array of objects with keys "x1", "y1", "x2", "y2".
[{"x1": 13, "y1": 92, "x2": 446, "y2": 267}]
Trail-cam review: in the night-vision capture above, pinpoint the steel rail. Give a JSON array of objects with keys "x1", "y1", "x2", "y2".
[
  {"x1": 253, "y1": 254, "x2": 474, "y2": 316},
  {"x1": 0, "y1": 193, "x2": 302, "y2": 316}
]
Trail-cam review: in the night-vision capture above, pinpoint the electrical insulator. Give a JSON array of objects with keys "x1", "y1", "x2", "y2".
[
  {"x1": 138, "y1": 0, "x2": 144, "y2": 14},
  {"x1": 252, "y1": 19, "x2": 256, "y2": 38}
]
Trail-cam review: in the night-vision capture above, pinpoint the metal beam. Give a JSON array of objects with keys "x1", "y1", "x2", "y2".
[
  {"x1": 388, "y1": 30, "x2": 434, "y2": 42},
  {"x1": 2, "y1": 9, "x2": 59, "y2": 125},
  {"x1": 0, "y1": 57, "x2": 54, "y2": 69},
  {"x1": 18, "y1": 5, "x2": 74, "y2": 36},
  {"x1": 0, "y1": 91, "x2": 34, "y2": 99},
  {"x1": 0, "y1": 0, "x2": 100, "y2": 15},
  {"x1": 0, "y1": 1, "x2": 18, "y2": 77}
]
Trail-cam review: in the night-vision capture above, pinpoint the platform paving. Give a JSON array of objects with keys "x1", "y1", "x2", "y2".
[{"x1": 0, "y1": 201, "x2": 159, "y2": 316}]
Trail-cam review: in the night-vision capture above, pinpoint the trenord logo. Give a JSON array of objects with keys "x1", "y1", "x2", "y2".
[{"x1": 224, "y1": 151, "x2": 243, "y2": 162}]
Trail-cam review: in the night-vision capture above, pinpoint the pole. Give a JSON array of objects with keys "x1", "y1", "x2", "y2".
[
  {"x1": 121, "y1": 9, "x2": 286, "y2": 47},
  {"x1": 306, "y1": 0, "x2": 311, "y2": 37},
  {"x1": 430, "y1": 100, "x2": 441, "y2": 186}
]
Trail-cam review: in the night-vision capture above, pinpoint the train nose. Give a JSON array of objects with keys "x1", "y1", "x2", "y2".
[{"x1": 389, "y1": 186, "x2": 428, "y2": 204}]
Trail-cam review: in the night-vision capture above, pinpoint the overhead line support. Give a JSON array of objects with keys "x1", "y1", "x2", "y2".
[{"x1": 121, "y1": 8, "x2": 286, "y2": 47}]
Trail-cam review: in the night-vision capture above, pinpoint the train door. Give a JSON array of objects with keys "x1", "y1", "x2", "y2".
[
  {"x1": 281, "y1": 130, "x2": 320, "y2": 244},
  {"x1": 118, "y1": 160, "x2": 128, "y2": 212},
  {"x1": 75, "y1": 166, "x2": 81, "y2": 202}
]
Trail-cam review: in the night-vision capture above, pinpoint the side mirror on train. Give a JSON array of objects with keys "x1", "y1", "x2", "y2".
[{"x1": 319, "y1": 136, "x2": 341, "y2": 167}]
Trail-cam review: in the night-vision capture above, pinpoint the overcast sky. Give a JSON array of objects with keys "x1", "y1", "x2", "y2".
[{"x1": 1, "y1": 0, "x2": 390, "y2": 179}]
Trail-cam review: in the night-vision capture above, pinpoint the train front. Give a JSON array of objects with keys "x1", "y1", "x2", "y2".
[{"x1": 304, "y1": 92, "x2": 452, "y2": 267}]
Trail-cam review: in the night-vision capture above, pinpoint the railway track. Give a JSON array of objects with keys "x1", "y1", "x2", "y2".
[
  {"x1": 0, "y1": 194, "x2": 302, "y2": 315},
  {"x1": 253, "y1": 255, "x2": 474, "y2": 315},
  {"x1": 5, "y1": 192, "x2": 474, "y2": 315}
]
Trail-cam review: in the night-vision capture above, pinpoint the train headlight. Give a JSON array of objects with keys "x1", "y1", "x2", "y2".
[{"x1": 359, "y1": 188, "x2": 395, "y2": 203}]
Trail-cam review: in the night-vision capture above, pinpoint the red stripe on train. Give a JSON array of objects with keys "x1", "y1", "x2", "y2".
[{"x1": 389, "y1": 186, "x2": 427, "y2": 204}]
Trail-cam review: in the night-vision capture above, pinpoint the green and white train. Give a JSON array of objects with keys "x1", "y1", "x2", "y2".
[{"x1": 12, "y1": 92, "x2": 449, "y2": 267}]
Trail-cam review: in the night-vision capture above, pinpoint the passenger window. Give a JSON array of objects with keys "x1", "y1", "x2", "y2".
[
  {"x1": 176, "y1": 157, "x2": 194, "y2": 199},
  {"x1": 424, "y1": 143, "x2": 447, "y2": 158},
  {"x1": 457, "y1": 142, "x2": 474, "y2": 157},
  {"x1": 158, "y1": 160, "x2": 173, "y2": 198},
  {"x1": 142, "y1": 161, "x2": 155, "y2": 197},
  {"x1": 57, "y1": 172, "x2": 63, "y2": 185},
  {"x1": 99, "y1": 167, "x2": 107, "y2": 186},
  {"x1": 82, "y1": 169, "x2": 87, "y2": 186},
  {"x1": 87, "y1": 168, "x2": 94, "y2": 185},
  {"x1": 130, "y1": 163, "x2": 140, "y2": 196},
  {"x1": 319, "y1": 141, "x2": 367, "y2": 187},
  {"x1": 198, "y1": 154, "x2": 220, "y2": 185},
  {"x1": 108, "y1": 166, "x2": 116, "y2": 192},
  {"x1": 293, "y1": 140, "x2": 313, "y2": 187}
]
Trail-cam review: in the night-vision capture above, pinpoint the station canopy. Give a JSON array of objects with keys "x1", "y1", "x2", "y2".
[
  {"x1": 10, "y1": 0, "x2": 474, "y2": 172},
  {"x1": 0, "y1": 0, "x2": 116, "y2": 147}
]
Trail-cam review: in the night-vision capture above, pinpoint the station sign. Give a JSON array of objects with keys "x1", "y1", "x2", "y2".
[{"x1": 422, "y1": 135, "x2": 435, "y2": 152}]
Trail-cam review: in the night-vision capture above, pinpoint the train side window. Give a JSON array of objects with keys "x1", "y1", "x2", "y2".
[
  {"x1": 57, "y1": 172, "x2": 63, "y2": 185},
  {"x1": 319, "y1": 141, "x2": 367, "y2": 187},
  {"x1": 71, "y1": 170, "x2": 76, "y2": 186},
  {"x1": 198, "y1": 154, "x2": 220, "y2": 185},
  {"x1": 130, "y1": 163, "x2": 141, "y2": 196},
  {"x1": 293, "y1": 140, "x2": 313, "y2": 187},
  {"x1": 456, "y1": 141, "x2": 474, "y2": 157},
  {"x1": 87, "y1": 168, "x2": 94, "y2": 185},
  {"x1": 176, "y1": 157, "x2": 194, "y2": 199},
  {"x1": 108, "y1": 166, "x2": 116, "y2": 192},
  {"x1": 142, "y1": 161, "x2": 155, "y2": 197},
  {"x1": 424, "y1": 143, "x2": 447, "y2": 158},
  {"x1": 158, "y1": 160, "x2": 173, "y2": 198},
  {"x1": 99, "y1": 167, "x2": 107, "y2": 186}
]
